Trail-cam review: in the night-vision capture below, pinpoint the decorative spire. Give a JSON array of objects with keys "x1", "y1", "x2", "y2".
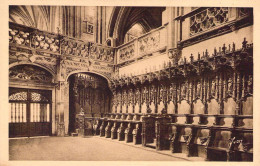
[
  {"x1": 190, "y1": 53, "x2": 194, "y2": 63},
  {"x1": 232, "y1": 42, "x2": 236, "y2": 52},
  {"x1": 222, "y1": 43, "x2": 226, "y2": 54},
  {"x1": 205, "y1": 49, "x2": 209, "y2": 58},
  {"x1": 242, "y1": 37, "x2": 247, "y2": 49},
  {"x1": 214, "y1": 47, "x2": 217, "y2": 56}
]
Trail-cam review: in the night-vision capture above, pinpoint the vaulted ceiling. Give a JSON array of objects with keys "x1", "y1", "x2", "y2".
[{"x1": 9, "y1": 6, "x2": 53, "y2": 32}]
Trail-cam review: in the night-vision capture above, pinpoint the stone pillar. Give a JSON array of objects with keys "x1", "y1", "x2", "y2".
[
  {"x1": 56, "y1": 82, "x2": 66, "y2": 136},
  {"x1": 166, "y1": 7, "x2": 175, "y2": 50},
  {"x1": 55, "y1": 55, "x2": 69, "y2": 136},
  {"x1": 166, "y1": 7, "x2": 181, "y2": 65}
]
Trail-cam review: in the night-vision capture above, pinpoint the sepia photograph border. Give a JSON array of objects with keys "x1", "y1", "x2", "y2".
[{"x1": 1, "y1": 0, "x2": 260, "y2": 166}]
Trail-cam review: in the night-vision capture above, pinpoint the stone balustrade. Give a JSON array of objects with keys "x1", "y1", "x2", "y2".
[
  {"x1": 9, "y1": 22, "x2": 115, "y2": 64},
  {"x1": 116, "y1": 25, "x2": 167, "y2": 65}
]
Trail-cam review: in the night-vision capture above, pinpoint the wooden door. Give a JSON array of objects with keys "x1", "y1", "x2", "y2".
[{"x1": 9, "y1": 88, "x2": 52, "y2": 137}]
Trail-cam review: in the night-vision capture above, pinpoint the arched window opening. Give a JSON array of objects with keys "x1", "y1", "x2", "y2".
[{"x1": 123, "y1": 23, "x2": 145, "y2": 43}]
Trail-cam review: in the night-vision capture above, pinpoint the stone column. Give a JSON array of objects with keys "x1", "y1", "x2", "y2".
[
  {"x1": 166, "y1": 7, "x2": 175, "y2": 50},
  {"x1": 166, "y1": 7, "x2": 181, "y2": 65},
  {"x1": 56, "y1": 81, "x2": 66, "y2": 136},
  {"x1": 55, "y1": 55, "x2": 69, "y2": 136}
]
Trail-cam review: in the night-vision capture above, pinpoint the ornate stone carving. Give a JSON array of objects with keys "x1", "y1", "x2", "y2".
[
  {"x1": 119, "y1": 43, "x2": 135, "y2": 63},
  {"x1": 190, "y1": 7, "x2": 229, "y2": 36},
  {"x1": 9, "y1": 28, "x2": 30, "y2": 47},
  {"x1": 9, "y1": 65, "x2": 53, "y2": 82},
  {"x1": 135, "y1": 88, "x2": 141, "y2": 105},
  {"x1": 139, "y1": 31, "x2": 160, "y2": 55},
  {"x1": 168, "y1": 48, "x2": 182, "y2": 66},
  {"x1": 32, "y1": 32, "x2": 60, "y2": 53},
  {"x1": 247, "y1": 75, "x2": 253, "y2": 95},
  {"x1": 226, "y1": 77, "x2": 233, "y2": 98}
]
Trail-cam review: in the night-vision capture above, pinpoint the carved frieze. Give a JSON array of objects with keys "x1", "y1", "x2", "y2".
[
  {"x1": 9, "y1": 65, "x2": 53, "y2": 82},
  {"x1": 139, "y1": 31, "x2": 160, "y2": 55}
]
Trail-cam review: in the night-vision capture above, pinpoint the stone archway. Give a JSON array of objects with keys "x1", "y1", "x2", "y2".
[
  {"x1": 67, "y1": 72, "x2": 112, "y2": 134},
  {"x1": 9, "y1": 64, "x2": 55, "y2": 137}
]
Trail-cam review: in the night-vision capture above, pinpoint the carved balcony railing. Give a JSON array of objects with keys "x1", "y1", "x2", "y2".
[
  {"x1": 9, "y1": 22, "x2": 115, "y2": 64},
  {"x1": 190, "y1": 7, "x2": 229, "y2": 36},
  {"x1": 177, "y1": 7, "x2": 253, "y2": 48},
  {"x1": 117, "y1": 25, "x2": 167, "y2": 65}
]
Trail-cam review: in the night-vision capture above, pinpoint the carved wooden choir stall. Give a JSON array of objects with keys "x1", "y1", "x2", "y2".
[{"x1": 75, "y1": 38, "x2": 253, "y2": 161}]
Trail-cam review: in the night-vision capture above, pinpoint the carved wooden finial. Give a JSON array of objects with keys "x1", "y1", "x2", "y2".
[
  {"x1": 242, "y1": 37, "x2": 247, "y2": 49},
  {"x1": 179, "y1": 58, "x2": 184, "y2": 65},
  {"x1": 190, "y1": 53, "x2": 194, "y2": 63},
  {"x1": 168, "y1": 61, "x2": 172, "y2": 67},
  {"x1": 232, "y1": 42, "x2": 236, "y2": 52},
  {"x1": 205, "y1": 49, "x2": 209, "y2": 57},
  {"x1": 213, "y1": 48, "x2": 217, "y2": 57},
  {"x1": 198, "y1": 52, "x2": 200, "y2": 60},
  {"x1": 222, "y1": 43, "x2": 226, "y2": 53}
]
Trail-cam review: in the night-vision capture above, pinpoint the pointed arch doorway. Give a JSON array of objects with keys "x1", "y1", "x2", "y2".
[{"x1": 68, "y1": 72, "x2": 112, "y2": 134}]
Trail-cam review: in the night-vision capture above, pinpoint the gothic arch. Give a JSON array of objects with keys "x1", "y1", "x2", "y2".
[
  {"x1": 65, "y1": 70, "x2": 112, "y2": 88},
  {"x1": 108, "y1": 7, "x2": 165, "y2": 46},
  {"x1": 9, "y1": 62, "x2": 56, "y2": 78}
]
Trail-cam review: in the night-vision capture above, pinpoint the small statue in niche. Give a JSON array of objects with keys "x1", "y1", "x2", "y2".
[
  {"x1": 135, "y1": 89, "x2": 140, "y2": 104},
  {"x1": 196, "y1": 81, "x2": 201, "y2": 98},
  {"x1": 79, "y1": 107, "x2": 85, "y2": 115},
  {"x1": 150, "y1": 85, "x2": 156, "y2": 102},
  {"x1": 247, "y1": 75, "x2": 253, "y2": 94},
  {"x1": 227, "y1": 77, "x2": 233, "y2": 96},
  {"x1": 128, "y1": 89, "x2": 133, "y2": 104},
  {"x1": 143, "y1": 87, "x2": 148, "y2": 102},
  {"x1": 181, "y1": 83, "x2": 187, "y2": 99},
  {"x1": 169, "y1": 83, "x2": 174, "y2": 99},
  {"x1": 123, "y1": 90, "x2": 127, "y2": 104},
  {"x1": 158, "y1": 85, "x2": 163, "y2": 101},
  {"x1": 211, "y1": 79, "x2": 216, "y2": 97},
  {"x1": 161, "y1": 108, "x2": 167, "y2": 115},
  {"x1": 117, "y1": 93, "x2": 121, "y2": 104},
  {"x1": 147, "y1": 106, "x2": 152, "y2": 114}
]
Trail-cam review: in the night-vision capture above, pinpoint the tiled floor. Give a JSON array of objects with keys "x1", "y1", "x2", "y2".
[{"x1": 9, "y1": 136, "x2": 204, "y2": 161}]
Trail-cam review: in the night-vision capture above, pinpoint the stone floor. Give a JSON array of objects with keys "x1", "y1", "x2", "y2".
[{"x1": 9, "y1": 136, "x2": 204, "y2": 161}]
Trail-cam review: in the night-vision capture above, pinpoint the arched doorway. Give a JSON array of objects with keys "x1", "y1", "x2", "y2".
[
  {"x1": 68, "y1": 72, "x2": 111, "y2": 134},
  {"x1": 9, "y1": 64, "x2": 54, "y2": 137}
]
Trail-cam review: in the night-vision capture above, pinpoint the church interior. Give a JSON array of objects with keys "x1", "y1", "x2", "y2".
[{"x1": 8, "y1": 6, "x2": 253, "y2": 161}]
